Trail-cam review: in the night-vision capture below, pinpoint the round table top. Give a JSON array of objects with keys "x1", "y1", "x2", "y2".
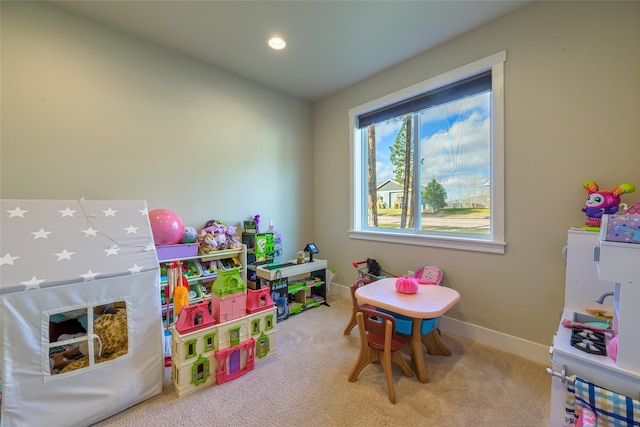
[{"x1": 355, "y1": 277, "x2": 460, "y2": 318}]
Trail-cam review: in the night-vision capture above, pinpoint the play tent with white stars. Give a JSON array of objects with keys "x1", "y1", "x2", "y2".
[
  {"x1": 0, "y1": 199, "x2": 164, "y2": 427},
  {"x1": 0, "y1": 199, "x2": 158, "y2": 294}
]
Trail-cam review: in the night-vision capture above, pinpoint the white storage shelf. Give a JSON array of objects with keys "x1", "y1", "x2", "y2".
[
  {"x1": 159, "y1": 247, "x2": 247, "y2": 283},
  {"x1": 159, "y1": 245, "x2": 247, "y2": 323}
]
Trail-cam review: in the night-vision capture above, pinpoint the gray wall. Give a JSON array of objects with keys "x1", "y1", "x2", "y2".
[
  {"x1": 313, "y1": 1, "x2": 640, "y2": 345},
  {"x1": 0, "y1": 1, "x2": 314, "y2": 261}
]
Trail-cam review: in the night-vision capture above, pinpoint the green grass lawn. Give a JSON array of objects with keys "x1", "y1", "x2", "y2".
[
  {"x1": 374, "y1": 207, "x2": 490, "y2": 233},
  {"x1": 377, "y1": 207, "x2": 489, "y2": 218}
]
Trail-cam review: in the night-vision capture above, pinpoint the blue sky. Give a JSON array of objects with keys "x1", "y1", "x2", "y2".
[{"x1": 373, "y1": 93, "x2": 490, "y2": 201}]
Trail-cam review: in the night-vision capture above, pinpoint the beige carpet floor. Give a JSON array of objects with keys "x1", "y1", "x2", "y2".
[{"x1": 92, "y1": 294, "x2": 551, "y2": 427}]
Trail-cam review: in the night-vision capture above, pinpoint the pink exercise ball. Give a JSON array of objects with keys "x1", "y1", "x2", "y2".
[{"x1": 149, "y1": 208, "x2": 184, "y2": 246}]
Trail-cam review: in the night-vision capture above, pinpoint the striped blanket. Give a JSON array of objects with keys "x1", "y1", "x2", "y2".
[{"x1": 565, "y1": 376, "x2": 640, "y2": 426}]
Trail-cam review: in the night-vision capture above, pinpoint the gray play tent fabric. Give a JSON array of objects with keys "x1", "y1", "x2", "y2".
[{"x1": 0, "y1": 199, "x2": 164, "y2": 427}]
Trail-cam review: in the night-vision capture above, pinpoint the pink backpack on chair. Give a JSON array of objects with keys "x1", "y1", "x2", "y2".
[{"x1": 413, "y1": 266, "x2": 444, "y2": 285}]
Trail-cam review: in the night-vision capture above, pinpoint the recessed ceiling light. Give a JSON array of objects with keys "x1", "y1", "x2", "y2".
[{"x1": 268, "y1": 37, "x2": 286, "y2": 50}]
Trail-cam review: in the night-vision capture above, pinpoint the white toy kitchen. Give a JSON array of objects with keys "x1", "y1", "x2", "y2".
[{"x1": 548, "y1": 224, "x2": 640, "y2": 426}]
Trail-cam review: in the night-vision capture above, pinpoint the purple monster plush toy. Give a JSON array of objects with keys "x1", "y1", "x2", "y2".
[{"x1": 581, "y1": 180, "x2": 635, "y2": 227}]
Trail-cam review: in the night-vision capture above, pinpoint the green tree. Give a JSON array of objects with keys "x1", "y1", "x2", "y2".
[
  {"x1": 367, "y1": 125, "x2": 378, "y2": 227},
  {"x1": 422, "y1": 179, "x2": 447, "y2": 213},
  {"x1": 389, "y1": 115, "x2": 413, "y2": 227}
]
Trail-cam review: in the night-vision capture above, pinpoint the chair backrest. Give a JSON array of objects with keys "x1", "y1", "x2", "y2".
[
  {"x1": 358, "y1": 306, "x2": 407, "y2": 351},
  {"x1": 413, "y1": 265, "x2": 444, "y2": 285},
  {"x1": 354, "y1": 277, "x2": 373, "y2": 290},
  {"x1": 351, "y1": 277, "x2": 374, "y2": 292},
  {"x1": 350, "y1": 277, "x2": 373, "y2": 307}
]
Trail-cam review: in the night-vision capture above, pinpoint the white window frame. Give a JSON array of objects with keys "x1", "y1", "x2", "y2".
[{"x1": 348, "y1": 51, "x2": 506, "y2": 254}]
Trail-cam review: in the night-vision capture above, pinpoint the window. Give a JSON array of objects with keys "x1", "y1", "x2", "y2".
[
  {"x1": 229, "y1": 327, "x2": 241, "y2": 346},
  {"x1": 265, "y1": 314, "x2": 274, "y2": 330},
  {"x1": 256, "y1": 333, "x2": 270, "y2": 359},
  {"x1": 46, "y1": 300, "x2": 129, "y2": 378},
  {"x1": 252, "y1": 318, "x2": 261, "y2": 335},
  {"x1": 204, "y1": 333, "x2": 216, "y2": 352},
  {"x1": 349, "y1": 51, "x2": 506, "y2": 253},
  {"x1": 191, "y1": 355, "x2": 210, "y2": 385},
  {"x1": 185, "y1": 339, "x2": 197, "y2": 359}
]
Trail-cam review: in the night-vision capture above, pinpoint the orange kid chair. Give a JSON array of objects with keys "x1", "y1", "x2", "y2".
[{"x1": 348, "y1": 306, "x2": 413, "y2": 404}]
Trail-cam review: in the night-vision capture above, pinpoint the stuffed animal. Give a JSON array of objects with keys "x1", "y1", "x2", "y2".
[
  {"x1": 226, "y1": 225, "x2": 242, "y2": 249},
  {"x1": 58, "y1": 309, "x2": 129, "y2": 374},
  {"x1": 198, "y1": 232, "x2": 217, "y2": 254},
  {"x1": 201, "y1": 219, "x2": 227, "y2": 235},
  {"x1": 582, "y1": 180, "x2": 635, "y2": 227},
  {"x1": 214, "y1": 233, "x2": 228, "y2": 250}
]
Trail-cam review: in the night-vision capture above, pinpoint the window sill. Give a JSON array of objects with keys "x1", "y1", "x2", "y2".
[{"x1": 348, "y1": 230, "x2": 506, "y2": 254}]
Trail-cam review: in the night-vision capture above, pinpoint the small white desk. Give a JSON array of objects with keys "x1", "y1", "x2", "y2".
[
  {"x1": 255, "y1": 259, "x2": 329, "y2": 315},
  {"x1": 255, "y1": 259, "x2": 328, "y2": 282},
  {"x1": 355, "y1": 277, "x2": 460, "y2": 383}
]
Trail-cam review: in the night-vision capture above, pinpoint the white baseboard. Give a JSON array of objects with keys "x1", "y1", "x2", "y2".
[
  {"x1": 330, "y1": 282, "x2": 350, "y2": 298},
  {"x1": 330, "y1": 283, "x2": 550, "y2": 367},
  {"x1": 437, "y1": 316, "x2": 550, "y2": 366}
]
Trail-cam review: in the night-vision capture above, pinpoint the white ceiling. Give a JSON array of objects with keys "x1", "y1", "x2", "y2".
[{"x1": 52, "y1": 0, "x2": 531, "y2": 102}]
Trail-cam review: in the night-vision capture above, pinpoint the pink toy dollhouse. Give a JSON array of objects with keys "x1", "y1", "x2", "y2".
[
  {"x1": 215, "y1": 337, "x2": 255, "y2": 385},
  {"x1": 246, "y1": 286, "x2": 275, "y2": 313},
  {"x1": 210, "y1": 269, "x2": 247, "y2": 323},
  {"x1": 171, "y1": 268, "x2": 276, "y2": 397},
  {"x1": 174, "y1": 301, "x2": 215, "y2": 334}
]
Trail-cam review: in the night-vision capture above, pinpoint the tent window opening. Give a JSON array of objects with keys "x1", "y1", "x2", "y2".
[{"x1": 46, "y1": 300, "x2": 128, "y2": 376}]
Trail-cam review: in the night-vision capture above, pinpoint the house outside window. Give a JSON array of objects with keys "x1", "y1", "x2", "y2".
[{"x1": 349, "y1": 51, "x2": 506, "y2": 253}]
